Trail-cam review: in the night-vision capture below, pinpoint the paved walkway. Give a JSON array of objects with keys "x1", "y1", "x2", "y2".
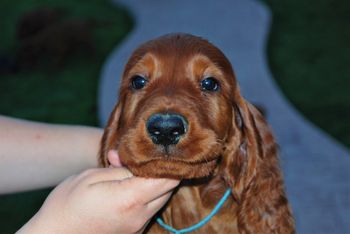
[{"x1": 98, "y1": 1, "x2": 350, "y2": 233}]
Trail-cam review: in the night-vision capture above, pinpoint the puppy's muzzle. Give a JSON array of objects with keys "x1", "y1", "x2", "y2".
[{"x1": 146, "y1": 113, "x2": 188, "y2": 146}]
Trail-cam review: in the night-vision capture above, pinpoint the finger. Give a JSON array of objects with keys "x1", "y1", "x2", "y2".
[
  {"x1": 107, "y1": 150, "x2": 123, "y2": 167},
  {"x1": 80, "y1": 168, "x2": 133, "y2": 185},
  {"x1": 118, "y1": 177, "x2": 179, "y2": 204},
  {"x1": 90, "y1": 177, "x2": 179, "y2": 205},
  {"x1": 145, "y1": 191, "x2": 174, "y2": 217},
  {"x1": 136, "y1": 219, "x2": 151, "y2": 234}
]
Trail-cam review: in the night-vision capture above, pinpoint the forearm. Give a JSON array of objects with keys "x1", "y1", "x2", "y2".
[{"x1": 0, "y1": 116, "x2": 103, "y2": 194}]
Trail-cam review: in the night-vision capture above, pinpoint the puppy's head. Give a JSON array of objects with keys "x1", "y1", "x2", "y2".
[{"x1": 100, "y1": 34, "x2": 244, "y2": 179}]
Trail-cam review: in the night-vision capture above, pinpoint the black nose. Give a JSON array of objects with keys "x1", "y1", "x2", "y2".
[{"x1": 146, "y1": 113, "x2": 187, "y2": 146}]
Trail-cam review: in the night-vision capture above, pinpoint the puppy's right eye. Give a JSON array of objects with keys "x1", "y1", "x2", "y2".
[
  {"x1": 131, "y1": 75, "x2": 148, "y2": 90},
  {"x1": 200, "y1": 77, "x2": 220, "y2": 92}
]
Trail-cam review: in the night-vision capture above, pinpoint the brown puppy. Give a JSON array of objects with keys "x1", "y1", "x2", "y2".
[{"x1": 100, "y1": 33, "x2": 295, "y2": 233}]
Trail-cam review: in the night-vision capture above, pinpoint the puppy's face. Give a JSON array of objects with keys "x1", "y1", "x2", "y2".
[{"x1": 102, "y1": 34, "x2": 241, "y2": 179}]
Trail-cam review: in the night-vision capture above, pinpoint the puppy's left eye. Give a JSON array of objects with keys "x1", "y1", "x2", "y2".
[{"x1": 200, "y1": 77, "x2": 220, "y2": 92}]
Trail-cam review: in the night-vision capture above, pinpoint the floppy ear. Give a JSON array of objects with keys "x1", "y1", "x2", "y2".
[
  {"x1": 222, "y1": 96, "x2": 295, "y2": 233},
  {"x1": 99, "y1": 100, "x2": 123, "y2": 167},
  {"x1": 221, "y1": 97, "x2": 266, "y2": 201}
]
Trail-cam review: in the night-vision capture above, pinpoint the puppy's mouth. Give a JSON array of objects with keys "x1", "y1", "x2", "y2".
[
  {"x1": 116, "y1": 112, "x2": 221, "y2": 179},
  {"x1": 155, "y1": 144, "x2": 179, "y2": 157},
  {"x1": 119, "y1": 155, "x2": 220, "y2": 179},
  {"x1": 117, "y1": 135, "x2": 222, "y2": 179}
]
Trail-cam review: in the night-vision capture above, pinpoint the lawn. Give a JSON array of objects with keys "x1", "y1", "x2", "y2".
[
  {"x1": 0, "y1": 0, "x2": 133, "y2": 232},
  {"x1": 262, "y1": 0, "x2": 350, "y2": 148}
]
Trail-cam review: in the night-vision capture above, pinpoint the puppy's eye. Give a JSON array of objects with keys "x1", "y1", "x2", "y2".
[
  {"x1": 200, "y1": 77, "x2": 219, "y2": 92},
  {"x1": 131, "y1": 75, "x2": 148, "y2": 90}
]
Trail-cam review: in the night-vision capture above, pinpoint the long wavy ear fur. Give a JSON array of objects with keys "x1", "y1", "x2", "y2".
[
  {"x1": 222, "y1": 96, "x2": 295, "y2": 233},
  {"x1": 99, "y1": 100, "x2": 123, "y2": 167}
]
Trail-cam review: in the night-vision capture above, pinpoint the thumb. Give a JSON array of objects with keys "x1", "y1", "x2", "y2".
[
  {"x1": 85, "y1": 167, "x2": 133, "y2": 185},
  {"x1": 107, "y1": 150, "x2": 123, "y2": 167}
]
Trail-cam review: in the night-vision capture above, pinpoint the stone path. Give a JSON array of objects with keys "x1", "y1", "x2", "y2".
[{"x1": 98, "y1": 1, "x2": 350, "y2": 233}]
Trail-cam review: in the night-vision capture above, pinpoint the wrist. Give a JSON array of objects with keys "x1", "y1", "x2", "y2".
[
  {"x1": 17, "y1": 211, "x2": 67, "y2": 234},
  {"x1": 17, "y1": 212, "x2": 43, "y2": 234}
]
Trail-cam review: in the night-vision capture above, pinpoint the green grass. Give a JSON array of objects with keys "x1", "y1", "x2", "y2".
[
  {"x1": 0, "y1": 0, "x2": 133, "y2": 125},
  {"x1": 0, "y1": 0, "x2": 133, "y2": 233},
  {"x1": 262, "y1": 0, "x2": 350, "y2": 148}
]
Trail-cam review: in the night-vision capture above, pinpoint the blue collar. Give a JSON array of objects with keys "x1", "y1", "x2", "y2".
[{"x1": 156, "y1": 188, "x2": 231, "y2": 233}]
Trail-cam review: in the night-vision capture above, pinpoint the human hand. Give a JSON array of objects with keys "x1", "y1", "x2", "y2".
[{"x1": 18, "y1": 151, "x2": 179, "y2": 234}]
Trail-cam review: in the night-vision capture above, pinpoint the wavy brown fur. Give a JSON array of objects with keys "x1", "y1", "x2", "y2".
[{"x1": 99, "y1": 33, "x2": 295, "y2": 233}]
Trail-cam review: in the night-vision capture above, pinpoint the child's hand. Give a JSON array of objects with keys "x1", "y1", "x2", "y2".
[{"x1": 18, "y1": 167, "x2": 179, "y2": 234}]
